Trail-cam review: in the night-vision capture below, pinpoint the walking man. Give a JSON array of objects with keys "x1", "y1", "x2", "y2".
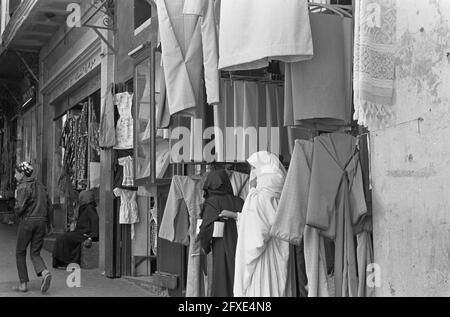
[{"x1": 13, "y1": 162, "x2": 53, "y2": 294}]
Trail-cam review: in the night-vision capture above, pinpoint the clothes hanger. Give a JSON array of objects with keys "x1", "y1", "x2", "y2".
[{"x1": 308, "y1": 3, "x2": 352, "y2": 18}]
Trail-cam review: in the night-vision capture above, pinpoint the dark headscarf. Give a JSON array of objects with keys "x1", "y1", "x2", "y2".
[
  {"x1": 79, "y1": 190, "x2": 96, "y2": 207},
  {"x1": 203, "y1": 169, "x2": 234, "y2": 199}
]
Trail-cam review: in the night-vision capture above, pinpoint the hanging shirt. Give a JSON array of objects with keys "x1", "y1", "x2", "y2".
[
  {"x1": 114, "y1": 92, "x2": 134, "y2": 150},
  {"x1": 155, "y1": 0, "x2": 220, "y2": 121},
  {"x1": 113, "y1": 188, "x2": 139, "y2": 225},
  {"x1": 118, "y1": 156, "x2": 134, "y2": 187},
  {"x1": 218, "y1": 0, "x2": 313, "y2": 71}
]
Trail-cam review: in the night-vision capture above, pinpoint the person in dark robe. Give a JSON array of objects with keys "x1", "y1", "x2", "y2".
[
  {"x1": 196, "y1": 170, "x2": 244, "y2": 297},
  {"x1": 52, "y1": 190, "x2": 99, "y2": 268}
]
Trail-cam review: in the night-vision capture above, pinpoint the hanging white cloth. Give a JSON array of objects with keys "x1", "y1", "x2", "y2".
[
  {"x1": 114, "y1": 92, "x2": 134, "y2": 150},
  {"x1": 218, "y1": 0, "x2": 313, "y2": 71}
]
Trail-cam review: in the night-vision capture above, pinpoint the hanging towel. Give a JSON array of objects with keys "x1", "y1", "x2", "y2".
[
  {"x1": 284, "y1": 14, "x2": 352, "y2": 129},
  {"x1": 353, "y1": 0, "x2": 397, "y2": 130},
  {"x1": 218, "y1": 0, "x2": 313, "y2": 71}
]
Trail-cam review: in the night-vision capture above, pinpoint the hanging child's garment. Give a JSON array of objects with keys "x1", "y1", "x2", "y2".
[
  {"x1": 234, "y1": 152, "x2": 293, "y2": 297},
  {"x1": 113, "y1": 188, "x2": 139, "y2": 239},
  {"x1": 218, "y1": 0, "x2": 313, "y2": 71},
  {"x1": 306, "y1": 133, "x2": 368, "y2": 297},
  {"x1": 197, "y1": 170, "x2": 244, "y2": 297},
  {"x1": 113, "y1": 188, "x2": 139, "y2": 224},
  {"x1": 114, "y1": 92, "x2": 134, "y2": 150},
  {"x1": 118, "y1": 156, "x2": 134, "y2": 187},
  {"x1": 284, "y1": 13, "x2": 353, "y2": 130}
]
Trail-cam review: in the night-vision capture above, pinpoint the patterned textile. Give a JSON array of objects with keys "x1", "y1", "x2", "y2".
[
  {"x1": 16, "y1": 161, "x2": 34, "y2": 176},
  {"x1": 353, "y1": 0, "x2": 397, "y2": 130},
  {"x1": 150, "y1": 208, "x2": 158, "y2": 256},
  {"x1": 75, "y1": 105, "x2": 89, "y2": 190},
  {"x1": 60, "y1": 105, "x2": 89, "y2": 191},
  {"x1": 90, "y1": 109, "x2": 101, "y2": 157},
  {"x1": 114, "y1": 92, "x2": 134, "y2": 150},
  {"x1": 60, "y1": 116, "x2": 78, "y2": 177}
]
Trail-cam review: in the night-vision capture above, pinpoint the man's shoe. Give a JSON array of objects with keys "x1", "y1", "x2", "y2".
[
  {"x1": 12, "y1": 283, "x2": 28, "y2": 293},
  {"x1": 41, "y1": 271, "x2": 52, "y2": 294}
]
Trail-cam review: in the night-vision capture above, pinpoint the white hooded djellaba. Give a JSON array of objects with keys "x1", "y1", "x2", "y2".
[{"x1": 234, "y1": 151, "x2": 293, "y2": 297}]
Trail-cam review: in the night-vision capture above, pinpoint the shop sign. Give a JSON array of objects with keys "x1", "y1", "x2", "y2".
[{"x1": 51, "y1": 52, "x2": 101, "y2": 102}]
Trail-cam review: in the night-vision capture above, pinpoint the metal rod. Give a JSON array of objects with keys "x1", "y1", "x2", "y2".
[
  {"x1": 0, "y1": 80, "x2": 22, "y2": 108},
  {"x1": 12, "y1": 51, "x2": 39, "y2": 83},
  {"x1": 83, "y1": 24, "x2": 115, "y2": 31},
  {"x1": 92, "y1": 28, "x2": 117, "y2": 54}
]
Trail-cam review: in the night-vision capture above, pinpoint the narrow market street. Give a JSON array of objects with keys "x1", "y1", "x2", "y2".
[
  {"x1": 0, "y1": 0, "x2": 449, "y2": 300},
  {"x1": 0, "y1": 223, "x2": 157, "y2": 297}
]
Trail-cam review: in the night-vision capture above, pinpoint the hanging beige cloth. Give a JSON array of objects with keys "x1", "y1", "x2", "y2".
[{"x1": 218, "y1": 0, "x2": 313, "y2": 71}]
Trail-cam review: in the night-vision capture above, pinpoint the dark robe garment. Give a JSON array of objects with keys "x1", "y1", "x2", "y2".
[
  {"x1": 52, "y1": 202, "x2": 99, "y2": 267},
  {"x1": 197, "y1": 170, "x2": 244, "y2": 297}
]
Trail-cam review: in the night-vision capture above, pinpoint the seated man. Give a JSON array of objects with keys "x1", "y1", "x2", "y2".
[{"x1": 52, "y1": 190, "x2": 99, "y2": 269}]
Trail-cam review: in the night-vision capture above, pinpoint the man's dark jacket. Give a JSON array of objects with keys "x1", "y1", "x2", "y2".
[{"x1": 15, "y1": 176, "x2": 52, "y2": 222}]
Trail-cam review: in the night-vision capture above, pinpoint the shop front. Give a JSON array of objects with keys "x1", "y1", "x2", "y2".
[{"x1": 40, "y1": 33, "x2": 102, "y2": 248}]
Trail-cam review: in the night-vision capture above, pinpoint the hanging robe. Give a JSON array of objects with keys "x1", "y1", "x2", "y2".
[{"x1": 306, "y1": 133, "x2": 368, "y2": 297}]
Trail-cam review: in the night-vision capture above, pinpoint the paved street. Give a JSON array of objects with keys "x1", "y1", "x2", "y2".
[{"x1": 0, "y1": 223, "x2": 156, "y2": 297}]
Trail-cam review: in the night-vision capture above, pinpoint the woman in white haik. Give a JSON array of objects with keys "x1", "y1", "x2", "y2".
[{"x1": 231, "y1": 151, "x2": 293, "y2": 297}]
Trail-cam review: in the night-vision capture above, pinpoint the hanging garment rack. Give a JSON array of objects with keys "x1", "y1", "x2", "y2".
[
  {"x1": 308, "y1": 2, "x2": 353, "y2": 18},
  {"x1": 221, "y1": 72, "x2": 284, "y2": 86}
]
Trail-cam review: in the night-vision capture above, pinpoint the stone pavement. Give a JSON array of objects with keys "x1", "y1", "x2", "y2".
[{"x1": 0, "y1": 223, "x2": 158, "y2": 297}]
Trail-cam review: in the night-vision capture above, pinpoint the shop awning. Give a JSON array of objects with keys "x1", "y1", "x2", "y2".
[
  {"x1": 0, "y1": 0, "x2": 77, "y2": 115},
  {"x1": 0, "y1": 0, "x2": 76, "y2": 55}
]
